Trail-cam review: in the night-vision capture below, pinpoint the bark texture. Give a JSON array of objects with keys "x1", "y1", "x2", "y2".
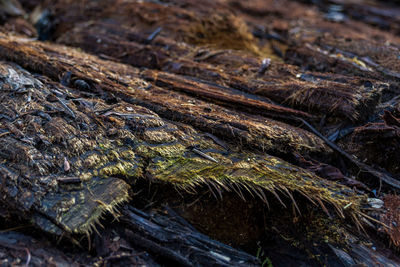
[{"x1": 1, "y1": 0, "x2": 400, "y2": 266}]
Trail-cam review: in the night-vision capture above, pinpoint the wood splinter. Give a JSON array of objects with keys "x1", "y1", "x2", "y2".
[{"x1": 56, "y1": 177, "x2": 82, "y2": 184}]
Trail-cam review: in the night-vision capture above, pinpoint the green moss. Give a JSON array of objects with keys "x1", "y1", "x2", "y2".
[
  {"x1": 143, "y1": 130, "x2": 177, "y2": 144},
  {"x1": 79, "y1": 172, "x2": 92, "y2": 182},
  {"x1": 146, "y1": 152, "x2": 365, "y2": 218},
  {"x1": 136, "y1": 143, "x2": 186, "y2": 158},
  {"x1": 98, "y1": 161, "x2": 139, "y2": 178},
  {"x1": 97, "y1": 142, "x2": 112, "y2": 151},
  {"x1": 120, "y1": 149, "x2": 136, "y2": 160},
  {"x1": 107, "y1": 150, "x2": 120, "y2": 161},
  {"x1": 83, "y1": 153, "x2": 106, "y2": 169},
  {"x1": 35, "y1": 177, "x2": 130, "y2": 235}
]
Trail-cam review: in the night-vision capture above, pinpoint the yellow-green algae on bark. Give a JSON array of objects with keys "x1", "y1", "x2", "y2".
[
  {"x1": 34, "y1": 177, "x2": 129, "y2": 235},
  {"x1": 0, "y1": 35, "x2": 366, "y2": 238},
  {"x1": 0, "y1": 61, "x2": 132, "y2": 235},
  {"x1": 146, "y1": 149, "x2": 365, "y2": 219}
]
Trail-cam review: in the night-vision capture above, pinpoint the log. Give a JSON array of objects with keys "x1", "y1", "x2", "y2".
[
  {"x1": 0, "y1": 0, "x2": 400, "y2": 266},
  {"x1": 0, "y1": 57, "x2": 362, "y2": 236},
  {"x1": 121, "y1": 206, "x2": 260, "y2": 267}
]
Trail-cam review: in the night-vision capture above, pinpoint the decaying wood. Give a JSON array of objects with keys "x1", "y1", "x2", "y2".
[
  {"x1": 0, "y1": 33, "x2": 330, "y2": 156},
  {"x1": 0, "y1": 231, "x2": 80, "y2": 266},
  {"x1": 0, "y1": 57, "x2": 361, "y2": 236},
  {"x1": 347, "y1": 108, "x2": 400, "y2": 176},
  {"x1": 1, "y1": 0, "x2": 400, "y2": 266},
  {"x1": 54, "y1": 16, "x2": 385, "y2": 122},
  {"x1": 298, "y1": 117, "x2": 400, "y2": 190},
  {"x1": 0, "y1": 205, "x2": 260, "y2": 266},
  {"x1": 121, "y1": 206, "x2": 260, "y2": 267}
]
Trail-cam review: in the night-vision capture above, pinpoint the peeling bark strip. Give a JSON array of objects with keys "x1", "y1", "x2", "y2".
[
  {"x1": 0, "y1": 33, "x2": 330, "y2": 156},
  {"x1": 0, "y1": 58, "x2": 363, "y2": 235},
  {"x1": 54, "y1": 17, "x2": 384, "y2": 122},
  {"x1": 141, "y1": 69, "x2": 314, "y2": 121}
]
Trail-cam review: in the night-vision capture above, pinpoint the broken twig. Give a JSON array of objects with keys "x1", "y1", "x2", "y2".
[
  {"x1": 57, "y1": 97, "x2": 76, "y2": 119},
  {"x1": 145, "y1": 27, "x2": 162, "y2": 44},
  {"x1": 297, "y1": 117, "x2": 400, "y2": 190},
  {"x1": 191, "y1": 147, "x2": 219, "y2": 163}
]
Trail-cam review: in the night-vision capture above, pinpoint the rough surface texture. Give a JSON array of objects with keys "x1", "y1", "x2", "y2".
[{"x1": 0, "y1": 0, "x2": 400, "y2": 266}]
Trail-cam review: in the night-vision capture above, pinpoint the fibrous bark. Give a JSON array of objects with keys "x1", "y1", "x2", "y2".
[{"x1": 1, "y1": 0, "x2": 400, "y2": 266}]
